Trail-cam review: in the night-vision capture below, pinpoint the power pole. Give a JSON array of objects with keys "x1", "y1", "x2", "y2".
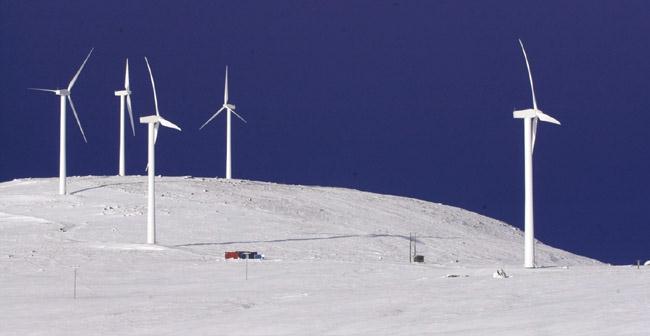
[{"x1": 409, "y1": 232, "x2": 412, "y2": 263}]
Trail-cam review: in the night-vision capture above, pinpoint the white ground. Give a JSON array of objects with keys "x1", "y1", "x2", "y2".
[{"x1": 0, "y1": 176, "x2": 647, "y2": 335}]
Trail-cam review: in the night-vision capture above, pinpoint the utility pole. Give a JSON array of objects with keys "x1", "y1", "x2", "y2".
[
  {"x1": 409, "y1": 232, "x2": 412, "y2": 263},
  {"x1": 413, "y1": 232, "x2": 417, "y2": 258},
  {"x1": 242, "y1": 252, "x2": 251, "y2": 280}
]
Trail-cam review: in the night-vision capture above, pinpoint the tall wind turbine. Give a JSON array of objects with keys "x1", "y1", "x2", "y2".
[
  {"x1": 512, "y1": 39, "x2": 561, "y2": 268},
  {"x1": 140, "y1": 57, "x2": 181, "y2": 244},
  {"x1": 115, "y1": 59, "x2": 135, "y2": 176},
  {"x1": 199, "y1": 66, "x2": 246, "y2": 179},
  {"x1": 30, "y1": 48, "x2": 94, "y2": 195}
]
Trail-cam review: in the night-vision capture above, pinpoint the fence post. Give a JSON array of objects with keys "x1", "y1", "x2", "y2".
[{"x1": 73, "y1": 267, "x2": 78, "y2": 299}]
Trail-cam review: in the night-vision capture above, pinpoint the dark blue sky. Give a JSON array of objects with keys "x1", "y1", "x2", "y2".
[{"x1": 1, "y1": 1, "x2": 648, "y2": 264}]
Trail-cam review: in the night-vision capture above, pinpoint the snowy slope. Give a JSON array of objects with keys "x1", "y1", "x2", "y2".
[
  {"x1": 1, "y1": 176, "x2": 647, "y2": 335},
  {"x1": 0, "y1": 176, "x2": 594, "y2": 266}
]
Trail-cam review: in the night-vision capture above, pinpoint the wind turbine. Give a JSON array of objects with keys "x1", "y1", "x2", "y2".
[
  {"x1": 512, "y1": 39, "x2": 561, "y2": 268},
  {"x1": 199, "y1": 66, "x2": 246, "y2": 179},
  {"x1": 140, "y1": 57, "x2": 181, "y2": 244},
  {"x1": 29, "y1": 48, "x2": 94, "y2": 195},
  {"x1": 115, "y1": 59, "x2": 135, "y2": 176}
]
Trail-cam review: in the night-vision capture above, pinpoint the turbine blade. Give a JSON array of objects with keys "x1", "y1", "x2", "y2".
[
  {"x1": 536, "y1": 111, "x2": 561, "y2": 125},
  {"x1": 531, "y1": 117, "x2": 538, "y2": 153},
  {"x1": 159, "y1": 117, "x2": 181, "y2": 131},
  {"x1": 67, "y1": 96, "x2": 88, "y2": 143},
  {"x1": 127, "y1": 94, "x2": 135, "y2": 136},
  {"x1": 518, "y1": 39, "x2": 537, "y2": 110},
  {"x1": 224, "y1": 66, "x2": 229, "y2": 104},
  {"x1": 154, "y1": 123, "x2": 159, "y2": 144},
  {"x1": 199, "y1": 106, "x2": 226, "y2": 130},
  {"x1": 230, "y1": 108, "x2": 247, "y2": 123},
  {"x1": 28, "y1": 88, "x2": 58, "y2": 93},
  {"x1": 67, "y1": 48, "x2": 94, "y2": 91},
  {"x1": 144, "y1": 57, "x2": 160, "y2": 116},
  {"x1": 125, "y1": 58, "x2": 130, "y2": 90}
]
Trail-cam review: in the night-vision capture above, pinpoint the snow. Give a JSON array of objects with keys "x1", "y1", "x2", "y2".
[{"x1": 0, "y1": 176, "x2": 647, "y2": 335}]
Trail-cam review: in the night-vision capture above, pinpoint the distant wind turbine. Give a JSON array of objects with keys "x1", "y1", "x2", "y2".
[
  {"x1": 199, "y1": 66, "x2": 246, "y2": 179},
  {"x1": 114, "y1": 59, "x2": 135, "y2": 176},
  {"x1": 140, "y1": 57, "x2": 181, "y2": 244},
  {"x1": 29, "y1": 48, "x2": 94, "y2": 195},
  {"x1": 512, "y1": 39, "x2": 561, "y2": 268}
]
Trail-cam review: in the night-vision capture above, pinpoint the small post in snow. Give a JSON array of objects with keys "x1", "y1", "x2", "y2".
[
  {"x1": 73, "y1": 266, "x2": 78, "y2": 299},
  {"x1": 242, "y1": 252, "x2": 251, "y2": 280}
]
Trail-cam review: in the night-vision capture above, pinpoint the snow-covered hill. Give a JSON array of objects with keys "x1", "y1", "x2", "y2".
[
  {"x1": 1, "y1": 176, "x2": 646, "y2": 335},
  {"x1": 0, "y1": 176, "x2": 594, "y2": 266}
]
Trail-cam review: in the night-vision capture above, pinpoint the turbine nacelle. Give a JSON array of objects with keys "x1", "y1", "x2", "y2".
[
  {"x1": 140, "y1": 115, "x2": 161, "y2": 124},
  {"x1": 513, "y1": 108, "x2": 561, "y2": 125},
  {"x1": 114, "y1": 89, "x2": 132, "y2": 96},
  {"x1": 225, "y1": 103, "x2": 236, "y2": 110},
  {"x1": 513, "y1": 108, "x2": 537, "y2": 119},
  {"x1": 140, "y1": 115, "x2": 180, "y2": 129}
]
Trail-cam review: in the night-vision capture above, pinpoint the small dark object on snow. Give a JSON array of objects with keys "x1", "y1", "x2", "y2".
[
  {"x1": 239, "y1": 251, "x2": 257, "y2": 259},
  {"x1": 414, "y1": 255, "x2": 424, "y2": 263},
  {"x1": 493, "y1": 268, "x2": 509, "y2": 278},
  {"x1": 226, "y1": 251, "x2": 263, "y2": 260},
  {"x1": 225, "y1": 251, "x2": 239, "y2": 259}
]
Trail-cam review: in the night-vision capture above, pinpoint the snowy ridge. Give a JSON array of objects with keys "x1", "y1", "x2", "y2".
[{"x1": 0, "y1": 176, "x2": 594, "y2": 266}]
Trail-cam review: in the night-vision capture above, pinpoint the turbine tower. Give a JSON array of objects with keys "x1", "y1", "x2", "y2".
[
  {"x1": 115, "y1": 59, "x2": 135, "y2": 176},
  {"x1": 512, "y1": 39, "x2": 561, "y2": 268},
  {"x1": 199, "y1": 66, "x2": 246, "y2": 179},
  {"x1": 140, "y1": 57, "x2": 181, "y2": 244},
  {"x1": 30, "y1": 48, "x2": 93, "y2": 195}
]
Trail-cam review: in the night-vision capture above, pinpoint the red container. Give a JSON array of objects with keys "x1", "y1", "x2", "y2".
[{"x1": 225, "y1": 251, "x2": 239, "y2": 259}]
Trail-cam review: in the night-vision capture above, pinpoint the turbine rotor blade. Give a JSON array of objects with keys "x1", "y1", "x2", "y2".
[
  {"x1": 144, "y1": 57, "x2": 160, "y2": 116},
  {"x1": 153, "y1": 123, "x2": 159, "y2": 144},
  {"x1": 67, "y1": 48, "x2": 94, "y2": 91},
  {"x1": 159, "y1": 117, "x2": 181, "y2": 131},
  {"x1": 67, "y1": 95, "x2": 88, "y2": 143},
  {"x1": 518, "y1": 39, "x2": 537, "y2": 110},
  {"x1": 28, "y1": 88, "x2": 58, "y2": 93},
  {"x1": 224, "y1": 66, "x2": 229, "y2": 104},
  {"x1": 199, "y1": 106, "x2": 226, "y2": 130},
  {"x1": 126, "y1": 94, "x2": 135, "y2": 136},
  {"x1": 125, "y1": 58, "x2": 130, "y2": 90},
  {"x1": 536, "y1": 111, "x2": 561, "y2": 125},
  {"x1": 230, "y1": 108, "x2": 247, "y2": 123}
]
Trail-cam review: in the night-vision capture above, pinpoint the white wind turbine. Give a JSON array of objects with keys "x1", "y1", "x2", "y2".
[
  {"x1": 114, "y1": 59, "x2": 135, "y2": 176},
  {"x1": 199, "y1": 66, "x2": 246, "y2": 179},
  {"x1": 512, "y1": 39, "x2": 561, "y2": 268},
  {"x1": 30, "y1": 48, "x2": 94, "y2": 195},
  {"x1": 140, "y1": 57, "x2": 181, "y2": 244}
]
